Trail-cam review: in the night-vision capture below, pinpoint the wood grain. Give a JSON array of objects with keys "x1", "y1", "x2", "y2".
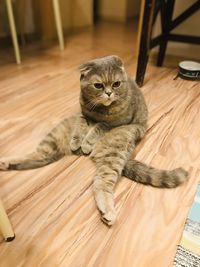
[{"x1": 0, "y1": 21, "x2": 199, "y2": 267}]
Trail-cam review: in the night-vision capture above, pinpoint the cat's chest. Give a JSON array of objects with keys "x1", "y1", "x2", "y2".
[{"x1": 84, "y1": 106, "x2": 134, "y2": 127}]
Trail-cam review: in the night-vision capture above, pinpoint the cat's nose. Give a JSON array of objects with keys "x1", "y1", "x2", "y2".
[{"x1": 105, "y1": 91, "x2": 112, "y2": 96}]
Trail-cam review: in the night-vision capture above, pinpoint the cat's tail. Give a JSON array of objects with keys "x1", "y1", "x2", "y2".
[{"x1": 123, "y1": 159, "x2": 189, "y2": 188}]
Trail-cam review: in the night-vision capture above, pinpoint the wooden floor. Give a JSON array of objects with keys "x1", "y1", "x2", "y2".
[{"x1": 0, "y1": 22, "x2": 200, "y2": 267}]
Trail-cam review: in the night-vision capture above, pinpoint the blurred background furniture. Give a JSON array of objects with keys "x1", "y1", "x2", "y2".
[
  {"x1": 0, "y1": 198, "x2": 15, "y2": 242},
  {"x1": 52, "y1": 0, "x2": 64, "y2": 51},
  {"x1": 5, "y1": 0, "x2": 64, "y2": 64},
  {"x1": 6, "y1": 0, "x2": 21, "y2": 63},
  {"x1": 136, "y1": 0, "x2": 200, "y2": 86}
]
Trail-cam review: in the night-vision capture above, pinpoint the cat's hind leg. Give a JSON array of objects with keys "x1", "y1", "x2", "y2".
[
  {"x1": 0, "y1": 162, "x2": 9, "y2": 171},
  {"x1": 93, "y1": 168, "x2": 119, "y2": 225},
  {"x1": 0, "y1": 116, "x2": 75, "y2": 171},
  {"x1": 91, "y1": 124, "x2": 145, "y2": 225},
  {"x1": 0, "y1": 146, "x2": 63, "y2": 171},
  {"x1": 92, "y1": 147, "x2": 126, "y2": 225}
]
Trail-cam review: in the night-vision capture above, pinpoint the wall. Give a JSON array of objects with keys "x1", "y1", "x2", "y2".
[
  {"x1": 98, "y1": 0, "x2": 127, "y2": 22},
  {"x1": 0, "y1": 0, "x2": 35, "y2": 37},
  {"x1": 60, "y1": 0, "x2": 93, "y2": 30},
  {"x1": 0, "y1": 0, "x2": 93, "y2": 39},
  {"x1": 126, "y1": 0, "x2": 140, "y2": 19},
  {"x1": 98, "y1": 0, "x2": 140, "y2": 22}
]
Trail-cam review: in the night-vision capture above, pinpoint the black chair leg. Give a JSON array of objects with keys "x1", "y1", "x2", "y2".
[
  {"x1": 136, "y1": 53, "x2": 148, "y2": 87},
  {"x1": 157, "y1": 38, "x2": 168, "y2": 66},
  {"x1": 156, "y1": 0, "x2": 175, "y2": 66},
  {"x1": 136, "y1": 0, "x2": 155, "y2": 87}
]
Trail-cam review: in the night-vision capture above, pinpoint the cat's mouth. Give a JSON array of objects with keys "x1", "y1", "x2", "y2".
[
  {"x1": 100, "y1": 95, "x2": 116, "y2": 106},
  {"x1": 102, "y1": 99, "x2": 114, "y2": 106}
]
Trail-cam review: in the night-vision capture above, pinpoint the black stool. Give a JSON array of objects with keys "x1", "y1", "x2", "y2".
[{"x1": 136, "y1": 0, "x2": 200, "y2": 86}]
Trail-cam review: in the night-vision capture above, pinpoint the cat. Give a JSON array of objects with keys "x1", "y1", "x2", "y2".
[{"x1": 0, "y1": 55, "x2": 188, "y2": 225}]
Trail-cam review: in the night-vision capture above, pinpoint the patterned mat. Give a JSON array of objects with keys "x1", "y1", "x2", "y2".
[{"x1": 174, "y1": 184, "x2": 200, "y2": 267}]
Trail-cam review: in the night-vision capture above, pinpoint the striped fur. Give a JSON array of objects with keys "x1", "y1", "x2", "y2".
[
  {"x1": 0, "y1": 116, "x2": 75, "y2": 171},
  {"x1": 123, "y1": 160, "x2": 188, "y2": 188},
  {"x1": 0, "y1": 56, "x2": 188, "y2": 225}
]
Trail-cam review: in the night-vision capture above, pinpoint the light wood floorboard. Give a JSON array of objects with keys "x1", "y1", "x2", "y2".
[{"x1": 0, "y1": 22, "x2": 200, "y2": 267}]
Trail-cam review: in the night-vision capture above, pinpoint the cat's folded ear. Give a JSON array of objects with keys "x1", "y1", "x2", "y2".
[
  {"x1": 111, "y1": 55, "x2": 124, "y2": 68},
  {"x1": 79, "y1": 62, "x2": 94, "y2": 79}
]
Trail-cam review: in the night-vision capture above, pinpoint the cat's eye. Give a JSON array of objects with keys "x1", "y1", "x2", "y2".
[
  {"x1": 112, "y1": 81, "x2": 121, "y2": 88},
  {"x1": 94, "y1": 83, "x2": 104, "y2": 89}
]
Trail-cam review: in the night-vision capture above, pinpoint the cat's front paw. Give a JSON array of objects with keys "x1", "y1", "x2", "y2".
[
  {"x1": 0, "y1": 161, "x2": 9, "y2": 171},
  {"x1": 70, "y1": 136, "x2": 82, "y2": 152},
  {"x1": 81, "y1": 140, "x2": 93, "y2": 155},
  {"x1": 101, "y1": 210, "x2": 117, "y2": 226}
]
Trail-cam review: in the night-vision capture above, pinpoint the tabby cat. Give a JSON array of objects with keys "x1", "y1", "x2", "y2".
[{"x1": 0, "y1": 55, "x2": 188, "y2": 225}]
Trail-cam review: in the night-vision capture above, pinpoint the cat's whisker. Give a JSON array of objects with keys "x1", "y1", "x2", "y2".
[
  {"x1": 91, "y1": 100, "x2": 101, "y2": 111},
  {"x1": 86, "y1": 98, "x2": 101, "y2": 111}
]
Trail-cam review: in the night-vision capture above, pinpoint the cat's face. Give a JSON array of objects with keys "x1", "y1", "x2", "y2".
[{"x1": 79, "y1": 55, "x2": 128, "y2": 107}]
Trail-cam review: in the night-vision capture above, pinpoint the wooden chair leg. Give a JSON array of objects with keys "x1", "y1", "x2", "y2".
[
  {"x1": 0, "y1": 199, "x2": 15, "y2": 242},
  {"x1": 6, "y1": 0, "x2": 21, "y2": 64},
  {"x1": 52, "y1": 0, "x2": 65, "y2": 51},
  {"x1": 136, "y1": 0, "x2": 155, "y2": 87}
]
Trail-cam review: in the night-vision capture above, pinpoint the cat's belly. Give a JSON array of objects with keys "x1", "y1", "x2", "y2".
[{"x1": 103, "y1": 114, "x2": 133, "y2": 127}]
